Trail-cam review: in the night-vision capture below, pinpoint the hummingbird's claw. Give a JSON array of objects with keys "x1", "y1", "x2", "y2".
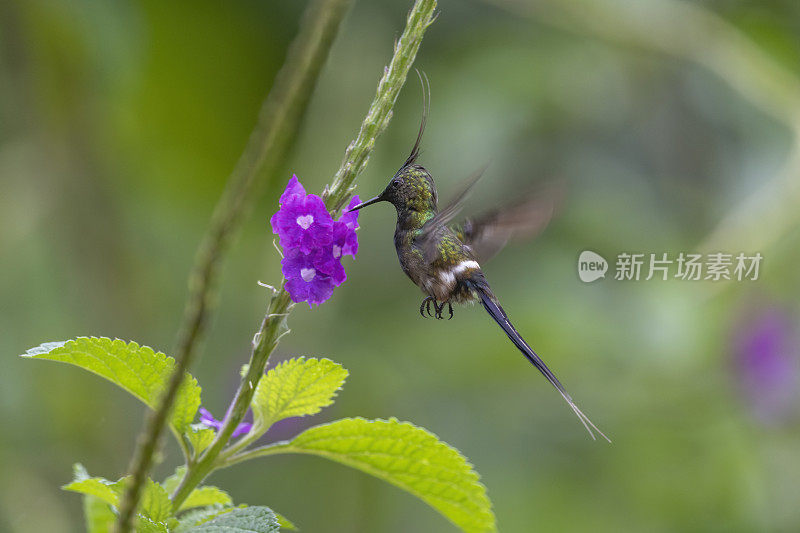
[
  {"x1": 420, "y1": 296, "x2": 435, "y2": 318},
  {"x1": 433, "y1": 300, "x2": 446, "y2": 319},
  {"x1": 420, "y1": 297, "x2": 453, "y2": 320}
]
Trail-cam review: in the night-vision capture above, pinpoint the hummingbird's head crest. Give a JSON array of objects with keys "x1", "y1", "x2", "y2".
[
  {"x1": 348, "y1": 71, "x2": 438, "y2": 214},
  {"x1": 401, "y1": 69, "x2": 430, "y2": 169}
]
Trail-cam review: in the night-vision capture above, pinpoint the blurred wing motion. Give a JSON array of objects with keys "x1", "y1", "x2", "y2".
[
  {"x1": 418, "y1": 166, "x2": 485, "y2": 263},
  {"x1": 421, "y1": 166, "x2": 486, "y2": 233},
  {"x1": 420, "y1": 174, "x2": 564, "y2": 263},
  {"x1": 456, "y1": 183, "x2": 564, "y2": 261}
]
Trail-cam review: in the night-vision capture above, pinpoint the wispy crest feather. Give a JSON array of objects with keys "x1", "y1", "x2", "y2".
[{"x1": 402, "y1": 69, "x2": 431, "y2": 169}]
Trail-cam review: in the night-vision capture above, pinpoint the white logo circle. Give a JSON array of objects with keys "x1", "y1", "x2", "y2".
[{"x1": 578, "y1": 251, "x2": 608, "y2": 282}]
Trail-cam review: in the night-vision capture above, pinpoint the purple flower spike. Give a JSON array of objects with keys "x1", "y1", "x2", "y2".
[
  {"x1": 198, "y1": 407, "x2": 253, "y2": 438},
  {"x1": 270, "y1": 175, "x2": 360, "y2": 306}
]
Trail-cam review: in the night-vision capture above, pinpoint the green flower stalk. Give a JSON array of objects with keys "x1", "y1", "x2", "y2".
[{"x1": 323, "y1": 0, "x2": 439, "y2": 214}]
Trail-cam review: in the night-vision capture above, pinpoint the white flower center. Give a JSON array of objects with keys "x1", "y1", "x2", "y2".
[
  {"x1": 296, "y1": 215, "x2": 314, "y2": 229},
  {"x1": 300, "y1": 268, "x2": 316, "y2": 282},
  {"x1": 332, "y1": 245, "x2": 342, "y2": 258}
]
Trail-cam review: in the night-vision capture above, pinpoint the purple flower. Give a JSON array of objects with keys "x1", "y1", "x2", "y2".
[
  {"x1": 270, "y1": 176, "x2": 334, "y2": 254},
  {"x1": 271, "y1": 195, "x2": 333, "y2": 254},
  {"x1": 270, "y1": 175, "x2": 361, "y2": 306},
  {"x1": 733, "y1": 306, "x2": 799, "y2": 424},
  {"x1": 333, "y1": 196, "x2": 361, "y2": 258},
  {"x1": 282, "y1": 248, "x2": 344, "y2": 306},
  {"x1": 198, "y1": 407, "x2": 252, "y2": 438},
  {"x1": 279, "y1": 174, "x2": 306, "y2": 203},
  {"x1": 340, "y1": 195, "x2": 361, "y2": 231}
]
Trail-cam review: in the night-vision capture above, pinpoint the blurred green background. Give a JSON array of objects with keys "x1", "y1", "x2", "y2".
[{"x1": 2, "y1": 0, "x2": 800, "y2": 531}]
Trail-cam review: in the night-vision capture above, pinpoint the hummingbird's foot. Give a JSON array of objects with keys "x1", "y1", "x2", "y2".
[
  {"x1": 433, "y1": 300, "x2": 447, "y2": 319},
  {"x1": 447, "y1": 302, "x2": 453, "y2": 320},
  {"x1": 420, "y1": 296, "x2": 435, "y2": 318}
]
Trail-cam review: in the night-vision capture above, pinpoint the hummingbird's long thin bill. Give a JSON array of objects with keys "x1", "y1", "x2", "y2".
[{"x1": 347, "y1": 195, "x2": 383, "y2": 212}]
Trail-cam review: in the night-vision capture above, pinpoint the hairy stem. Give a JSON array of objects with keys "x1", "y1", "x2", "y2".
[
  {"x1": 171, "y1": 288, "x2": 292, "y2": 508},
  {"x1": 170, "y1": 0, "x2": 438, "y2": 510},
  {"x1": 113, "y1": 0, "x2": 352, "y2": 529},
  {"x1": 323, "y1": 0, "x2": 439, "y2": 214}
]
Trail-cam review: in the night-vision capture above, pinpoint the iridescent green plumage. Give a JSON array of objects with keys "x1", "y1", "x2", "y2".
[
  {"x1": 348, "y1": 78, "x2": 609, "y2": 442},
  {"x1": 381, "y1": 162, "x2": 479, "y2": 305}
]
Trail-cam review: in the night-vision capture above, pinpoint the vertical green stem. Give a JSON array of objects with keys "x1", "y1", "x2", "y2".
[
  {"x1": 113, "y1": 0, "x2": 352, "y2": 530},
  {"x1": 170, "y1": 0, "x2": 438, "y2": 510},
  {"x1": 171, "y1": 288, "x2": 292, "y2": 508}
]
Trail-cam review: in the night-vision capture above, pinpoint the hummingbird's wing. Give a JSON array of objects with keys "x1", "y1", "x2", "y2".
[
  {"x1": 423, "y1": 166, "x2": 486, "y2": 232},
  {"x1": 454, "y1": 183, "x2": 564, "y2": 262},
  {"x1": 418, "y1": 166, "x2": 486, "y2": 263}
]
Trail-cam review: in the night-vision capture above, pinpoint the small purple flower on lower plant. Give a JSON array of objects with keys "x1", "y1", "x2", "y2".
[
  {"x1": 271, "y1": 175, "x2": 360, "y2": 306},
  {"x1": 198, "y1": 407, "x2": 253, "y2": 438},
  {"x1": 733, "y1": 306, "x2": 799, "y2": 424}
]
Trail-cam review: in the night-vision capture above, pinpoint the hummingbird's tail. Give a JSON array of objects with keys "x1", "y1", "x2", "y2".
[{"x1": 474, "y1": 285, "x2": 611, "y2": 442}]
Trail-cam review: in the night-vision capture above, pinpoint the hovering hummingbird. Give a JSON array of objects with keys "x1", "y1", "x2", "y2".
[{"x1": 349, "y1": 78, "x2": 610, "y2": 442}]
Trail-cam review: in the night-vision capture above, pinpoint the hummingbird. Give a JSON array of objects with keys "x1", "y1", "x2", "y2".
[{"x1": 349, "y1": 79, "x2": 610, "y2": 442}]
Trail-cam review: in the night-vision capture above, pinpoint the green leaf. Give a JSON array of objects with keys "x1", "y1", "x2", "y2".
[
  {"x1": 186, "y1": 506, "x2": 279, "y2": 532},
  {"x1": 186, "y1": 424, "x2": 216, "y2": 455},
  {"x1": 287, "y1": 418, "x2": 496, "y2": 533},
  {"x1": 163, "y1": 467, "x2": 232, "y2": 512},
  {"x1": 181, "y1": 486, "x2": 233, "y2": 511},
  {"x1": 136, "y1": 516, "x2": 170, "y2": 533},
  {"x1": 161, "y1": 467, "x2": 184, "y2": 495},
  {"x1": 83, "y1": 495, "x2": 115, "y2": 533},
  {"x1": 22, "y1": 337, "x2": 201, "y2": 433},
  {"x1": 63, "y1": 465, "x2": 125, "y2": 508},
  {"x1": 65, "y1": 465, "x2": 173, "y2": 531},
  {"x1": 274, "y1": 512, "x2": 297, "y2": 531},
  {"x1": 174, "y1": 505, "x2": 295, "y2": 532},
  {"x1": 174, "y1": 506, "x2": 237, "y2": 533},
  {"x1": 251, "y1": 357, "x2": 347, "y2": 431},
  {"x1": 139, "y1": 478, "x2": 173, "y2": 522}
]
